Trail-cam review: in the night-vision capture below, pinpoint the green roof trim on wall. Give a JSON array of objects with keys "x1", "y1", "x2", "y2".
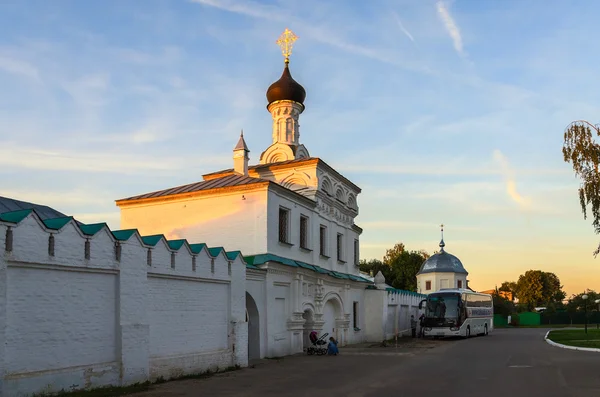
[
  {"x1": 385, "y1": 287, "x2": 426, "y2": 298},
  {"x1": 244, "y1": 253, "x2": 372, "y2": 283},
  {"x1": 226, "y1": 251, "x2": 242, "y2": 261},
  {"x1": 0, "y1": 206, "x2": 249, "y2": 267},
  {"x1": 142, "y1": 234, "x2": 164, "y2": 246},
  {"x1": 246, "y1": 263, "x2": 262, "y2": 270},
  {"x1": 0, "y1": 209, "x2": 33, "y2": 224},
  {"x1": 168, "y1": 239, "x2": 186, "y2": 250},
  {"x1": 43, "y1": 217, "x2": 73, "y2": 230},
  {"x1": 208, "y1": 247, "x2": 225, "y2": 257},
  {"x1": 112, "y1": 229, "x2": 137, "y2": 241},
  {"x1": 79, "y1": 223, "x2": 107, "y2": 236},
  {"x1": 189, "y1": 243, "x2": 206, "y2": 254}
]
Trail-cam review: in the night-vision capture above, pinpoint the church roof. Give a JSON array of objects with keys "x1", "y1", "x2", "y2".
[
  {"x1": 266, "y1": 63, "x2": 306, "y2": 109},
  {"x1": 417, "y1": 247, "x2": 468, "y2": 276},
  {"x1": 202, "y1": 157, "x2": 362, "y2": 192},
  {"x1": 116, "y1": 174, "x2": 269, "y2": 203},
  {"x1": 234, "y1": 131, "x2": 249, "y2": 152},
  {"x1": 0, "y1": 196, "x2": 68, "y2": 220}
]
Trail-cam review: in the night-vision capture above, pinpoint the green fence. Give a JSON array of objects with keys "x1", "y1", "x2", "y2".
[
  {"x1": 494, "y1": 314, "x2": 508, "y2": 327},
  {"x1": 518, "y1": 311, "x2": 540, "y2": 326},
  {"x1": 540, "y1": 311, "x2": 600, "y2": 325},
  {"x1": 493, "y1": 312, "x2": 540, "y2": 326}
]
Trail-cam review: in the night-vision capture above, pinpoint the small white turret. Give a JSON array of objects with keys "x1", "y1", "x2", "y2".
[
  {"x1": 374, "y1": 271, "x2": 386, "y2": 290},
  {"x1": 233, "y1": 130, "x2": 249, "y2": 176}
]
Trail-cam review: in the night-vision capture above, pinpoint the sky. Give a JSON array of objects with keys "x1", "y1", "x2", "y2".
[{"x1": 0, "y1": 0, "x2": 599, "y2": 297}]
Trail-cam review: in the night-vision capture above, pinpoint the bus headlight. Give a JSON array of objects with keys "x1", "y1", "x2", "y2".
[
  {"x1": 450, "y1": 327, "x2": 459, "y2": 331},
  {"x1": 425, "y1": 327, "x2": 432, "y2": 331}
]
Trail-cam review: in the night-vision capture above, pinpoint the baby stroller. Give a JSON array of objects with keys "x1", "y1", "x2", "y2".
[{"x1": 306, "y1": 331, "x2": 329, "y2": 355}]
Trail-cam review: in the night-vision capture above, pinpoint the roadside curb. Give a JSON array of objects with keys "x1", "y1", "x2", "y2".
[{"x1": 544, "y1": 330, "x2": 600, "y2": 353}]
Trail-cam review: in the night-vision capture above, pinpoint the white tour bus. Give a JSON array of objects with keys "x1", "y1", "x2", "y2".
[{"x1": 418, "y1": 289, "x2": 494, "y2": 338}]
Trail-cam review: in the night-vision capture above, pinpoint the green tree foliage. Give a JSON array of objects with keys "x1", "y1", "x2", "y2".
[
  {"x1": 514, "y1": 270, "x2": 566, "y2": 310},
  {"x1": 566, "y1": 290, "x2": 599, "y2": 312},
  {"x1": 499, "y1": 281, "x2": 517, "y2": 301},
  {"x1": 492, "y1": 288, "x2": 515, "y2": 316},
  {"x1": 563, "y1": 120, "x2": 600, "y2": 257},
  {"x1": 359, "y1": 242, "x2": 430, "y2": 292}
]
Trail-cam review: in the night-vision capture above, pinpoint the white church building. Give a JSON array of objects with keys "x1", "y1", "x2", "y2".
[
  {"x1": 116, "y1": 29, "x2": 372, "y2": 359},
  {"x1": 0, "y1": 30, "x2": 433, "y2": 396}
]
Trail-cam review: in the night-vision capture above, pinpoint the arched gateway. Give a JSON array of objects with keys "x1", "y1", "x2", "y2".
[{"x1": 246, "y1": 292, "x2": 260, "y2": 361}]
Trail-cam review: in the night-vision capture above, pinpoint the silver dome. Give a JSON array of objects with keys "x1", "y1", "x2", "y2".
[{"x1": 417, "y1": 239, "x2": 468, "y2": 275}]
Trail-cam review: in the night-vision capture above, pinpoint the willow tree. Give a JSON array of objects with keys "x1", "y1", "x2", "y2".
[{"x1": 563, "y1": 120, "x2": 600, "y2": 256}]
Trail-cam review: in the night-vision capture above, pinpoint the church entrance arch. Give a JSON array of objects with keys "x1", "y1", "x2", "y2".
[
  {"x1": 246, "y1": 292, "x2": 260, "y2": 361},
  {"x1": 302, "y1": 307, "x2": 314, "y2": 350},
  {"x1": 322, "y1": 294, "x2": 343, "y2": 342}
]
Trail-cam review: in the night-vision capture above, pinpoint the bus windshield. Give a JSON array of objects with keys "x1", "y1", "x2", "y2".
[{"x1": 425, "y1": 293, "x2": 461, "y2": 321}]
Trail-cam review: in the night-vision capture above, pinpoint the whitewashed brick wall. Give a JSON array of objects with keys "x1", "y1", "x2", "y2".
[{"x1": 0, "y1": 211, "x2": 248, "y2": 397}]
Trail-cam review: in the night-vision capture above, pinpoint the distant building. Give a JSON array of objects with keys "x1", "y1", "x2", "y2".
[
  {"x1": 416, "y1": 228, "x2": 469, "y2": 294},
  {"x1": 480, "y1": 289, "x2": 513, "y2": 301}
]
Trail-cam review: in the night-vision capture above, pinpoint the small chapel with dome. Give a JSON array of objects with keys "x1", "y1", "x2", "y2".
[{"x1": 416, "y1": 226, "x2": 469, "y2": 294}]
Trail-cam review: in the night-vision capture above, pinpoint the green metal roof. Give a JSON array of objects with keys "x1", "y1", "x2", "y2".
[
  {"x1": 385, "y1": 287, "x2": 427, "y2": 298},
  {"x1": 168, "y1": 239, "x2": 186, "y2": 250},
  {"x1": 43, "y1": 216, "x2": 73, "y2": 230},
  {"x1": 0, "y1": 205, "x2": 248, "y2": 267},
  {"x1": 0, "y1": 209, "x2": 33, "y2": 224},
  {"x1": 141, "y1": 234, "x2": 164, "y2": 246},
  {"x1": 226, "y1": 250, "x2": 242, "y2": 261},
  {"x1": 244, "y1": 253, "x2": 372, "y2": 283},
  {"x1": 112, "y1": 229, "x2": 137, "y2": 241},
  {"x1": 208, "y1": 247, "x2": 225, "y2": 257},
  {"x1": 79, "y1": 223, "x2": 107, "y2": 236},
  {"x1": 189, "y1": 243, "x2": 206, "y2": 254}
]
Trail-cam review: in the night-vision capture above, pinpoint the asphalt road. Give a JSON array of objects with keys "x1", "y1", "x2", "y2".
[{"x1": 136, "y1": 328, "x2": 600, "y2": 397}]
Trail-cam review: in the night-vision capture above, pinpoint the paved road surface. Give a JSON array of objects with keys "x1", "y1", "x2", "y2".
[{"x1": 135, "y1": 328, "x2": 600, "y2": 397}]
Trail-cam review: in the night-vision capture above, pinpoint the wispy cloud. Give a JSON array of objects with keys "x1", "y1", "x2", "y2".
[
  {"x1": 0, "y1": 144, "x2": 231, "y2": 175},
  {"x1": 0, "y1": 55, "x2": 40, "y2": 80},
  {"x1": 2, "y1": 188, "x2": 115, "y2": 208},
  {"x1": 391, "y1": 12, "x2": 416, "y2": 44},
  {"x1": 492, "y1": 149, "x2": 532, "y2": 209},
  {"x1": 336, "y1": 162, "x2": 568, "y2": 177},
  {"x1": 191, "y1": 0, "x2": 435, "y2": 75},
  {"x1": 436, "y1": 1, "x2": 465, "y2": 57},
  {"x1": 71, "y1": 211, "x2": 120, "y2": 228},
  {"x1": 360, "y1": 220, "x2": 481, "y2": 232}
]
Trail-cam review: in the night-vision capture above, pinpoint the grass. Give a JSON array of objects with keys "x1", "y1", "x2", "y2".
[
  {"x1": 547, "y1": 329, "x2": 600, "y2": 349},
  {"x1": 31, "y1": 365, "x2": 241, "y2": 397}
]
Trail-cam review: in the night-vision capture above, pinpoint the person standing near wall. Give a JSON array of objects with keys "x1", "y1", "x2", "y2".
[{"x1": 410, "y1": 315, "x2": 417, "y2": 338}]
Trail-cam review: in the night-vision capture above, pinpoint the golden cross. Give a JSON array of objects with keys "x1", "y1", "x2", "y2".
[{"x1": 276, "y1": 28, "x2": 298, "y2": 63}]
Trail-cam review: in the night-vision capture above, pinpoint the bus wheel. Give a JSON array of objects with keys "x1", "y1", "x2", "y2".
[{"x1": 484, "y1": 324, "x2": 488, "y2": 336}]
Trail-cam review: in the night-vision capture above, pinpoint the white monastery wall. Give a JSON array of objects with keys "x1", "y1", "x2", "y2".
[
  {"x1": 362, "y1": 279, "x2": 426, "y2": 342},
  {"x1": 245, "y1": 270, "x2": 267, "y2": 360},
  {"x1": 119, "y1": 188, "x2": 269, "y2": 256},
  {"x1": 0, "y1": 211, "x2": 247, "y2": 397},
  {"x1": 385, "y1": 290, "x2": 425, "y2": 339}
]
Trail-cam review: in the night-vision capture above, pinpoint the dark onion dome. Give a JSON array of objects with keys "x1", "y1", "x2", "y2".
[
  {"x1": 416, "y1": 239, "x2": 468, "y2": 275},
  {"x1": 266, "y1": 63, "x2": 306, "y2": 108}
]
